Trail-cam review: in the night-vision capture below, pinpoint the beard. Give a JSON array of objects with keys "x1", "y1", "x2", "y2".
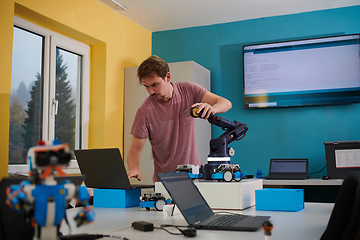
[{"x1": 151, "y1": 93, "x2": 166, "y2": 101}]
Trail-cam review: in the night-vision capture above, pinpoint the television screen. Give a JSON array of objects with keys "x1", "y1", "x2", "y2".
[{"x1": 243, "y1": 34, "x2": 360, "y2": 109}]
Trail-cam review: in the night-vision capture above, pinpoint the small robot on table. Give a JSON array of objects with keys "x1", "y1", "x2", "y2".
[
  {"x1": 139, "y1": 192, "x2": 171, "y2": 211},
  {"x1": 6, "y1": 140, "x2": 94, "y2": 240},
  {"x1": 175, "y1": 164, "x2": 203, "y2": 179}
]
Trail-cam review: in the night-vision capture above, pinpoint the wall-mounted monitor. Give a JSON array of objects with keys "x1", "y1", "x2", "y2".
[{"x1": 243, "y1": 34, "x2": 360, "y2": 109}]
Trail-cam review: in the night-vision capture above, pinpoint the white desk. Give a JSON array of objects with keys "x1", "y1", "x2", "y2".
[
  {"x1": 263, "y1": 179, "x2": 343, "y2": 186},
  {"x1": 263, "y1": 179, "x2": 343, "y2": 203},
  {"x1": 60, "y1": 202, "x2": 334, "y2": 240}
]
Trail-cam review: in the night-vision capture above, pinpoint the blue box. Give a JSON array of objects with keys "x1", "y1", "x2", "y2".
[
  {"x1": 255, "y1": 188, "x2": 304, "y2": 212},
  {"x1": 93, "y1": 188, "x2": 141, "y2": 208}
]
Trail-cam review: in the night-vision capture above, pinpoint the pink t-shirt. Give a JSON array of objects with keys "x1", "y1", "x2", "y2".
[{"x1": 131, "y1": 81, "x2": 207, "y2": 182}]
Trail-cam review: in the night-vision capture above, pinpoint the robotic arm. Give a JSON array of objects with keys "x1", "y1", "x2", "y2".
[
  {"x1": 190, "y1": 107, "x2": 248, "y2": 158},
  {"x1": 190, "y1": 107, "x2": 248, "y2": 181}
]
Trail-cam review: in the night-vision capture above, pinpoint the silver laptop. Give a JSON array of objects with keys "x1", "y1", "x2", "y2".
[
  {"x1": 158, "y1": 172, "x2": 270, "y2": 231},
  {"x1": 265, "y1": 158, "x2": 309, "y2": 180},
  {"x1": 74, "y1": 148, "x2": 154, "y2": 189}
]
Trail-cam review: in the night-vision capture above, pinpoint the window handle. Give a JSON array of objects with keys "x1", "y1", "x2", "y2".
[{"x1": 52, "y1": 98, "x2": 59, "y2": 115}]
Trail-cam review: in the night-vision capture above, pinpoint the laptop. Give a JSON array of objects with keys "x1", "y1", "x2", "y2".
[
  {"x1": 265, "y1": 158, "x2": 309, "y2": 180},
  {"x1": 74, "y1": 148, "x2": 154, "y2": 189},
  {"x1": 157, "y1": 172, "x2": 270, "y2": 231}
]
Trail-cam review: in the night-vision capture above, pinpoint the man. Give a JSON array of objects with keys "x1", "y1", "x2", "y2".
[{"x1": 127, "y1": 55, "x2": 232, "y2": 182}]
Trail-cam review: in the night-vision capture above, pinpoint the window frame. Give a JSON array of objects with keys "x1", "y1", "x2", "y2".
[
  {"x1": 9, "y1": 16, "x2": 90, "y2": 174},
  {"x1": 49, "y1": 31, "x2": 90, "y2": 150}
]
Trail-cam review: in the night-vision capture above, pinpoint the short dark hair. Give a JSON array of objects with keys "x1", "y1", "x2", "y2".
[{"x1": 137, "y1": 55, "x2": 169, "y2": 84}]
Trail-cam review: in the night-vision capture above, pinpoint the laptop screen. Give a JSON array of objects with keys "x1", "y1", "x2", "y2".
[
  {"x1": 270, "y1": 159, "x2": 308, "y2": 173},
  {"x1": 75, "y1": 148, "x2": 133, "y2": 189},
  {"x1": 157, "y1": 172, "x2": 214, "y2": 225},
  {"x1": 324, "y1": 141, "x2": 360, "y2": 179},
  {"x1": 268, "y1": 159, "x2": 308, "y2": 179}
]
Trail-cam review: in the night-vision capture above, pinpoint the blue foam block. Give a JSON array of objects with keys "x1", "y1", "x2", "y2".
[
  {"x1": 93, "y1": 188, "x2": 141, "y2": 208},
  {"x1": 255, "y1": 188, "x2": 304, "y2": 212}
]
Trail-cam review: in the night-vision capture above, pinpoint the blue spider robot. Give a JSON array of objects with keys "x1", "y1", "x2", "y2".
[{"x1": 6, "y1": 140, "x2": 95, "y2": 240}]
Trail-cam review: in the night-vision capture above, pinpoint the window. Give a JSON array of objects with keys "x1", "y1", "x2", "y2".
[{"x1": 9, "y1": 17, "x2": 90, "y2": 170}]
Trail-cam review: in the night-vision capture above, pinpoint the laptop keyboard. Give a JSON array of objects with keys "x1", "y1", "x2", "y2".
[
  {"x1": 265, "y1": 176, "x2": 307, "y2": 180},
  {"x1": 208, "y1": 214, "x2": 248, "y2": 226}
]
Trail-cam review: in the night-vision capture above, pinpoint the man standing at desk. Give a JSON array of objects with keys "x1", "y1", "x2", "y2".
[{"x1": 127, "y1": 55, "x2": 232, "y2": 182}]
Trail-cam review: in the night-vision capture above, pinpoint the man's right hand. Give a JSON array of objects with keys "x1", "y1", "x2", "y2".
[{"x1": 127, "y1": 168, "x2": 142, "y2": 181}]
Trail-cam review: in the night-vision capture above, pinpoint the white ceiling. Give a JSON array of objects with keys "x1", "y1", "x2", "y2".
[{"x1": 99, "y1": 0, "x2": 360, "y2": 32}]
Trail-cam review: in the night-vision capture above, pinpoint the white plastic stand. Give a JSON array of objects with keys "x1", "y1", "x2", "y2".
[{"x1": 155, "y1": 178, "x2": 263, "y2": 210}]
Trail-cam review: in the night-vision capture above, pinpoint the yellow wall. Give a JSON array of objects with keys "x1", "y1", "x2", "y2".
[{"x1": 0, "y1": 0, "x2": 152, "y2": 179}]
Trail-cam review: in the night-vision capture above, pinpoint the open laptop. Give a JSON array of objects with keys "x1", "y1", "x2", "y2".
[
  {"x1": 74, "y1": 148, "x2": 154, "y2": 189},
  {"x1": 265, "y1": 158, "x2": 309, "y2": 180},
  {"x1": 157, "y1": 172, "x2": 270, "y2": 231}
]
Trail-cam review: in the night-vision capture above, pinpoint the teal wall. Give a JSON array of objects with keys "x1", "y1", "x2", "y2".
[{"x1": 152, "y1": 5, "x2": 360, "y2": 178}]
